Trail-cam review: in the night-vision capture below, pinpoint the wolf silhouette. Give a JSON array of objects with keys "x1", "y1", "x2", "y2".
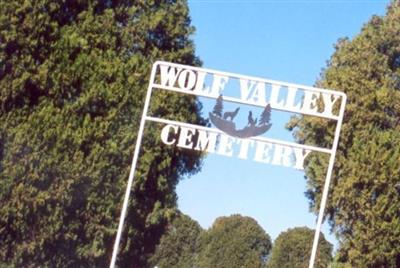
[
  {"x1": 247, "y1": 111, "x2": 257, "y2": 126},
  {"x1": 223, "y1": 107, "x2": 240, "y2": 121}
]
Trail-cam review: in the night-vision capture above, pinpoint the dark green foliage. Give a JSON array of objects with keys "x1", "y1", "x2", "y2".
[
  {"x1": 329, "y1": 257, "x2": 352, "y2": 268},
  {"x1": 267, "y1": 227, "x2": 332, "y2": 268},
  {"x1": 196, "y1": 214, "x2": 272, "y2": 268},
  {"x1": 0, "y1": 0, "x2": 204, "y2": 267},
  {"x1": 149, "y1": 211, "x2": 203, "y2": 268},
  {"x1": 287, "y1": 2, "x2": 400, "y2": 266}
]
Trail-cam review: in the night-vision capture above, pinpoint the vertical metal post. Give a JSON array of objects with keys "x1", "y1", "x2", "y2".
[
  {"x1": 308, "y1": 95, "x2": 347, "y2": 268},
  {"x1": 109, "y1": 63, "x2": 158, "y2": 268}
]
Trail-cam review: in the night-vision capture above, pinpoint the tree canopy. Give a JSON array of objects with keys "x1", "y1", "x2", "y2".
[
  {"x1": 267, "y1": 227, "x2": 332, "y2": 268},
  {"x1": 287, "y1": 2, "x2": 400, "y2": 266},
  {"x1": 0, "y1": 0, "x2": 205, "y2": 267},
  {"x1": 149, "y1": 211, "x2": 203, "y2": 268},
  {"x1": 196, "y1": 214, "x2": 272, "y2": 268}
]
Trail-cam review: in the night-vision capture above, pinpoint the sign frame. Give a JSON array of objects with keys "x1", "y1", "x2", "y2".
[{"x1": 109, "y1": 61, "x2": 347, "y2": 268}]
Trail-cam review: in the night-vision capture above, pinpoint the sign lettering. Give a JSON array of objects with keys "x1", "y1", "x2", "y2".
[
  {"x1": 160, "y1": 124, "x2": 311, "y2": 169},
  {"x1": 156, "y1": 65, "x2": 341, "y2": 119}
]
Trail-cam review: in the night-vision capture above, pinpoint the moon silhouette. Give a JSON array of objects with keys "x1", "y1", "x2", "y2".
[{"x1": 209, "y1": 112, "x2": 272, "y2": 139}]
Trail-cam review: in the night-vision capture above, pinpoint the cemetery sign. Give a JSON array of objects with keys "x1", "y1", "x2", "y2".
[{"x1": 110, "y1": 61, "x2": 347, "y2": 268}]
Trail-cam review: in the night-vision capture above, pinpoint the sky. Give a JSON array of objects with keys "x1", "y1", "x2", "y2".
[{"x1": 175, "y1": 0, "x2": 390, "y2": 250}]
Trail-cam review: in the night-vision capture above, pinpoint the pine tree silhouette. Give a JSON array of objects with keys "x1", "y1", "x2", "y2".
[
  {"x1": 259, "y1": 104, "x2": 271, "y2": 125},
  {"x1": 213, "y1": 95, "x2": 223, "y2": 117}
]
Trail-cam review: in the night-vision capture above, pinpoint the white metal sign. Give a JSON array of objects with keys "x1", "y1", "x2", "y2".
[{"x1": 110, "y1": 61, "x2": 347, "y2": 268}]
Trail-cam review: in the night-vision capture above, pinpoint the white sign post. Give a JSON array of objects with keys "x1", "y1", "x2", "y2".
[{"x1": 109, "y1": 61, "x2": 346, "y2": 268}]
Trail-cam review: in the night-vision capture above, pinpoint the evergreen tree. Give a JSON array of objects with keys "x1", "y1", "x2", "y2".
[
  {"x1": 287, "y1": 2, "x2": 400, "y2": 266},
  {"x1": 259, "y1": 103, "x2": 271, "y2": 126},
  {"x1": 0, "y1": 1, "x2": 205, "y2": 267},
  {"x1": 196, "y1": 214, "x2": 272, "y2": 268},
  {"x1": 149, "y1": 211, "x2": 203, "y2": 268},
  {"x1": 267, "y1": 227, "x2": 332, "y2": 268},
  {"x1": 212, "y1": 94, "x2": 223, "y2": 117}
]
